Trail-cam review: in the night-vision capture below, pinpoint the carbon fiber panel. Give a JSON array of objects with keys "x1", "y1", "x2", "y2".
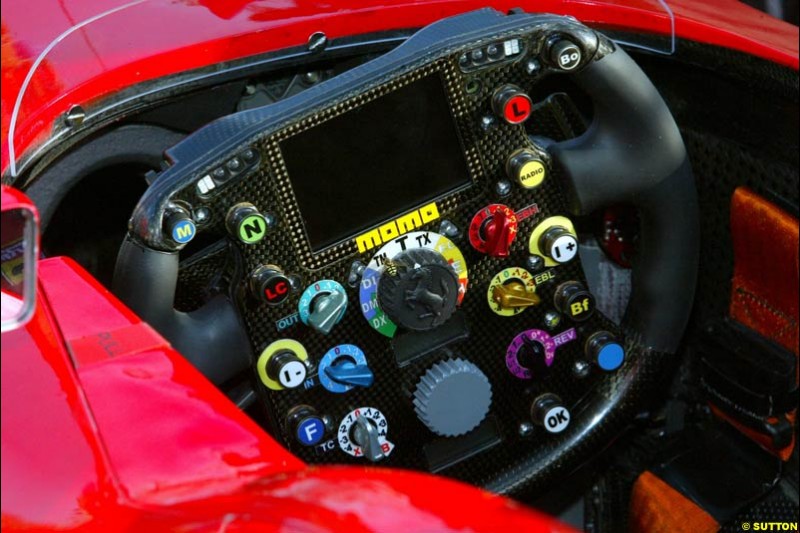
[{"x1": 165, "y1": 22, "x2": 625, "y2": 486}]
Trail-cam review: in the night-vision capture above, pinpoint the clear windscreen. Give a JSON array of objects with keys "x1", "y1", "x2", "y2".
[
  {"x1": 6, "y1": 0, "x2": 676, "y2": 177},
  {"x1": 561, "y1": 0, "x2": 676, "y2": 55}
]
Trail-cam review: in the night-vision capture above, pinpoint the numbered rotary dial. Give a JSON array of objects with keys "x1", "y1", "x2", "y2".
[
  {"x1": 468, "y1": 204, "x2": 518, "y2": 257},
  {"x1": 318, "y1": 344, "x2": 373, "y2": 394},
  {"x1": 360, "y1": 231, "x2": 468, "y2": 337},
  {"x1": 505, "y1": 328, "x2": 577, "y2": 380},
  {"x1": 487, "y1": 267, "x2": 540, "y2": 316},
  {"x1": 338, "y1": 406, "x2": 394, "y2": 461},
  {"x1": 298, "y1": 280, "x2": 348, "y2": 335}
]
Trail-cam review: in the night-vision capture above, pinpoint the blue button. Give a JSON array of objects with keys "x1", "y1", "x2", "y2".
[
  {"x1": 171, "y1": 219, "x2": 196, "y2": 244},
  {"x1": 296, "y1": 417, "x2": 325, "y2": 446},
  {"x1": 597, "y1": 343, "x2": 624, "y2": 371}
]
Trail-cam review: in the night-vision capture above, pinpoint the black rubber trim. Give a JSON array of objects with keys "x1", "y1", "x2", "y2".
[
  {"x1": 113, "y1": 237, "x2": 251, "y2": 385},
  {"x1": 551, "y1": 47, "x2": 699, "y2": 352},
  {"x1": 25, "y1": 124, "x2": 184, "y2": 227}
]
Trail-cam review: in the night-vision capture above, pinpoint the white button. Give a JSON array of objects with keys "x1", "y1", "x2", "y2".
[
  {"x1": 544, "y1": 406, "x2": 570, "y2": 433},
  {"x1": 278, "y1": 360, "x2": 307, "y2": 389},
  {"x1": 549, "y1": 234, "x2": 578, "y2": 263}
]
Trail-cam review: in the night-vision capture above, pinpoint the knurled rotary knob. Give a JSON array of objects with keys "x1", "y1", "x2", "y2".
[
  {"x1": 377, "y1": 248, "x2": 459, "y2": 331},
  {"x1": 413, "y1": 358, "x2": 492, "y2": 437}
]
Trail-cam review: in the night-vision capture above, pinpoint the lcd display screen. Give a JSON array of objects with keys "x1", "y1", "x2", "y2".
[{"x1": 280, "y1": 72, "x2": 472, "y2": 252}]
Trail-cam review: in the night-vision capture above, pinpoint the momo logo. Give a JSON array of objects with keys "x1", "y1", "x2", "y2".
[{"x1": 355, "y1": 202, "x2": 440, "y2": 253}]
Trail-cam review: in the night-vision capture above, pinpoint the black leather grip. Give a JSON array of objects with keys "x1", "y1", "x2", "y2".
[{"x1": 551, "y1": 47, "x2": 699, "y2": 352}]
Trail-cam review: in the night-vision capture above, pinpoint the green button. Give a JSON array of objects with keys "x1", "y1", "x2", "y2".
[{"x1": 238, "y1": 214, "x2": 267, "y2": 244}]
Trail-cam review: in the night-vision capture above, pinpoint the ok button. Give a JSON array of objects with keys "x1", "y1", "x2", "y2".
[{"x1": 492, "y1": 84, "x2": 533, "y2": 125}]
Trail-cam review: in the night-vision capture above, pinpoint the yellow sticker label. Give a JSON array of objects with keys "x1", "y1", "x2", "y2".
[
  {"x1": 518, "y1": 160, "x2": 546, "y2": 189},
  {"x1": 0, "y1": 238, "x2": 25, "y2": 286},
  {"x1": 355, "y1": 202, "x2": 440, "y2": 253}
]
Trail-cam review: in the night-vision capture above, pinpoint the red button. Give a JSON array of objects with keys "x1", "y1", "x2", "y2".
[{"x1": 503, "y1": 94, "x2": 532, "y2": 124}]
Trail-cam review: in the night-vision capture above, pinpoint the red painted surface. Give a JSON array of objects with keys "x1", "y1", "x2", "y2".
[
  {"x1": 1, "y1": 0, "x2": 798, "y2": 175},
  {"x1": 1, "y1": 274, "x2": 106, "y2": 531},
  {"x1": 0, "y1": 183, "x2": 37, "y2": 211},
  {"x1": 122, "y1": 467, "x2": 577, "y2": 532},
  {"x1": 37, "y1": 257, "x2": 306, "y2": 501},
  {"x1": 2, "y1": 253, "x2": 569, "y2": 531}
]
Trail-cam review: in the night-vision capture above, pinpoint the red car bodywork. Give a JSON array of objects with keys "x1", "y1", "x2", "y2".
[
  {"x1": 1, "y1": 0, "x2": 798, "y2": 177},
  {"x1": 1, "y1": 0, "x2": 798, "y2": 530},
  {"x1": 1, "y1": 189, "x2": 572, "y2": 531}
]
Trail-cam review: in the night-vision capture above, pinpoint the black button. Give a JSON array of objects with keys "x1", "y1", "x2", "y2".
[
  {"x1": 226, "y1": 157, "x2": 243, "y2": 173},
  {"x1": 250, "y1": 265, "x2": 292, "y2": 305},
  {"x1": 212, "y1": 167, "x2": 229, "y2": 182},
  {"x1": 549, "y1": 39, "x2": 582, "y2": 71},
  {"x1": 553, "y1": 281, "x2": 595, "y2": 322},
  {"x1": 241, "y1": 148, "x2": 257, "y2": 163}
]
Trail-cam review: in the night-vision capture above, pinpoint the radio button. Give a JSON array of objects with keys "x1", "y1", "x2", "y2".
[
  {"x1": 286, "y1": 405, "x2": 327, "y2": 447},
  {"x1": 266, "y1": 350, "x2": 307, "y2": 389},
  {"x1": 585, "y1": 331, "x2": 625, "y2": 371},
  {"x1": 164, "y1": 209, "x2": 196, "y2": 245},
  {"x1": 492, "y1": 84, "x2": 532, "y2": 125},
  {"x1": 257, "y1": 339, "x2": 308, "y2": 391},
  {"x1": 549, "y1": 38, "x2": 582, "y2": 71},
  {"x1": 528, "y1": 216, "x2": 579, "y2": 267},
  {"x1": 506, "y1": 150, "x2": 547, "y2": 189}
]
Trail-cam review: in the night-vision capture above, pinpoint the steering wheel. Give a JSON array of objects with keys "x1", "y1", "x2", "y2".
[{"x1": 113, "y1": 9, "x2": 699, "y2": 496}]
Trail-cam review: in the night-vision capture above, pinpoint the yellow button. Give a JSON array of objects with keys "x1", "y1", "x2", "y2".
[{"x1": 518, "y1": 160, "x2": 546, "y2": 189}]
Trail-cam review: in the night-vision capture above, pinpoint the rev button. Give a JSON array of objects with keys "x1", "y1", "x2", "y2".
[{"x1": 492, "y1": 84, "x2": 532, "y2": 125}]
